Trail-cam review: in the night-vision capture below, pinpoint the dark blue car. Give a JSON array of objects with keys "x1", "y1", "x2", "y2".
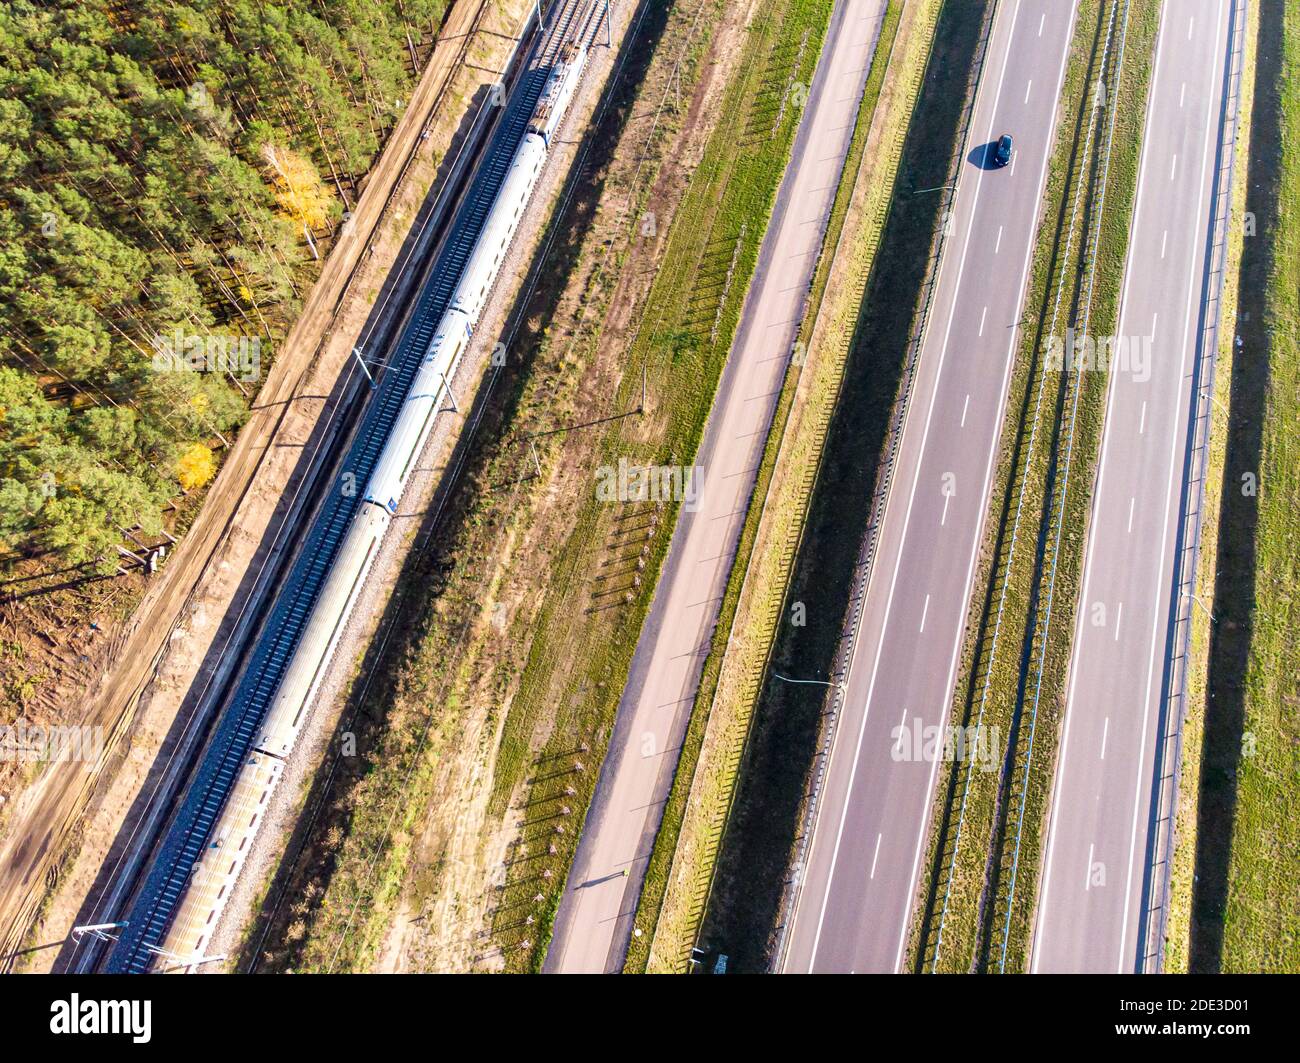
[{"x1": 994, "y1": 132, "x2": 1014, "y2": 167}]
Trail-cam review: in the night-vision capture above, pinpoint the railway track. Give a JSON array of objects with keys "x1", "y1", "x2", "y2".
[
  {"x1": 248, "y1": 0, "x2": 613, "y2": 973},
  {"x1": 61, "y1": 0, "x2": 601, "y2": 975},
  {"x1": 0, "y1": 0, "x2": 507, "y2": 978}
]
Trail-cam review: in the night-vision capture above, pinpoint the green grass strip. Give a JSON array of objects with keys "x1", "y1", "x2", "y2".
[
  {"x1": 624, "y1": 0, "x2": 946, "y2": 974},
  {"x1": 1214, "y1": 0, "x2": 1300, "y2": 973}
]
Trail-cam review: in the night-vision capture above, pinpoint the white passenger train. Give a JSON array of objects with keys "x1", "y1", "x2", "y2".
[{"x1": 156, "y1": 38, "x2": 590, "y2": 970}]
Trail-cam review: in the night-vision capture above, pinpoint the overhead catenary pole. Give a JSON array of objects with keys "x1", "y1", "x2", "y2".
[
  {"x1": 351, "y1": 346, "x2": 376, "y2": 389},
  {"x1": 439, "y1": 371, "x2": 460, "y2": 413},
  {"x1": 71, "y1": 921, "x2": 128, "y2": 943}
]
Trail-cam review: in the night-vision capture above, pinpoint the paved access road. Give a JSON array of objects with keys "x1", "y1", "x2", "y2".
[
  {"x1": 781, "y1": 0, "x2": 1077, "y2": 974},
  {"x1": 1032, "y1": 0, "x2": 1233, "y2": 974},
  {"x1": 544, "y1": 0, "x2": 888, "y2": 974}
]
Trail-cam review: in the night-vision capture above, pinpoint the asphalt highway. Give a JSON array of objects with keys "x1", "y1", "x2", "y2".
[
  {"x1": 781, "y1": 0, "x2": 1077, "y2": 974},
  {"x1": 1032, "y1": 0, "x2": 1233, "y2": 974}
]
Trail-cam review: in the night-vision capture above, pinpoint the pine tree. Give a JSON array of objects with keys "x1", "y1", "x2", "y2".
[{"x1": 0, "y1": 0, "x2": 450, "y2": 570}]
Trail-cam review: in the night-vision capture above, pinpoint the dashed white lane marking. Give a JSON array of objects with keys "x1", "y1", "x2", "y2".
[
  {"x1": 920, "y1": 594, "x2": 931, "y2": 633},
  {"x1": 995, "y1": 225, "x2": 1003, "y2": 253},
  {"x1": 1101, "y1": 717, "x2": 1110, "y2": 760},
  {"x1": 1128, "y1": 496, "x2": 1135, "y2": 533},
  {"x1": 1171, "y1": 153, "x2": 1178, "y2": 180},
  {"x1": 979, "y1": 305, "x2": 988, "y2": 335},
  {"x1": 941, "y1": 493, "x2": 951, "y2": 525},
  {"x1": 1024, "y1": 79, "x2": 1033, "y2": 104},
  {"x1": 870, "y1": 833, "x2": 883, "y2": 879},
  {"x1": 1038, "y1": 12, "x2": 1045, "y2": 36},
  {"x1": 1114, "y1": 601, "x2": 1124, "y2": 642},
  {"x1": 1188, "y1": 15, "x2": 1195, "y2": 39},
  {"x1": 1085, "y1": 843, "x2": 1095, "y2": 891},
  {"x1": 1180, "y1": 81, "x2": 1186, "y2": 108},
  {"x1": 893, "y1": 707, "x2": 908, "y2": 753},
  {"x1": 909, "y1": 0, "x2": 1077, "y2": 977},
  {"x1": 1139, "y1": 400, "x2": 1147, "y2": 434},
  {"x1": 961, "y1": 393, "x2": 970, "y2": 427},
  {"x1": 1161, "y1": 229, "x2": 1167, "y2": 258},
  {"x1": 805, "y1": 0, "x2": 1073, "y2": 975}
]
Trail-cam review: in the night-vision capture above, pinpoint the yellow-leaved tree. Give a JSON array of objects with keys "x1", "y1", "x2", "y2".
[
  {"x1": 176, "y1": 442, "x2": 217, "y2": 492},
  {"x1": 261, "y1": 143, "x2": 332, "y2": 230}
]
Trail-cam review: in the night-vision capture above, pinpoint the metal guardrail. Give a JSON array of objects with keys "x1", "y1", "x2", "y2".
[
  {"x1": 1142, "y1": 0, "x2": 1246, "y2": 975},
  {"x1": 770, "y1": 0, "x2": 1003, "y2": 972}
]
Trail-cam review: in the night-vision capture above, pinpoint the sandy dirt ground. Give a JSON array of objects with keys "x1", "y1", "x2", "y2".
[
  {"x1": 207, "y1": 0, "x2": 599, "y2": 972},
  {"x1": 338, "y1": 0, "x2": 759, "y2": 975},
  {"x1": 2, "y1": 0, "x2": 537, "y2": 970}
]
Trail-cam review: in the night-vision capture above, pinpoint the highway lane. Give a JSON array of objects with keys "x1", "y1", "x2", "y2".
[
  {"x1": 1032, "y1": 0, "x2": 1233, "y2": 974},
  {"x1": 544, "y1": 0, "x2": 888, "y2": 974},
  {"x1": 781, "y1": 0, "x2": 1077, "y2": 974}
]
